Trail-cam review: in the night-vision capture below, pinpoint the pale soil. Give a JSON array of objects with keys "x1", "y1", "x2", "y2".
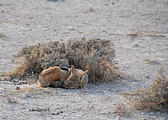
[{"x1": 0, "y1": 0, "x2": 168, "y2": 119}]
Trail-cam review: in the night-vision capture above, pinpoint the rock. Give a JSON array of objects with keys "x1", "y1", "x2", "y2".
[
  {"x1": 89, "y1": 7, "x2": 94, "y2": 12},
  {"x1": 16, "y1": 86, "x2": 20, "y2": 90}
]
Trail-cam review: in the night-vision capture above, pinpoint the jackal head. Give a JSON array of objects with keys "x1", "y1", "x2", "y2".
[{"x1": 64, "y1": 65, "x2": 88, "y2": 88}]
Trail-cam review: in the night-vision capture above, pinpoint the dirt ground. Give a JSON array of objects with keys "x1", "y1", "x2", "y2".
[{"x1": 0, "y1": 0, "x2": 168, "y2": 119}]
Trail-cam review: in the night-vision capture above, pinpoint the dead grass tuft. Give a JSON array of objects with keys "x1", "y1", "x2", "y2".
[
  {"x1": 126, "y1": 31, "x2": 166, "y2": 38},
  {"x1": 7, "y1": 38, "x2": 121, "y2": 83},
  {"x1": 126, "y1": 31, "x2": 139, "y2": 37},
  {"x1": 130, "y1": 67, "x2": 168, "y2": 111},
  {"x1": 114, "y1": 103, "x2": 133, "y2": 116}
]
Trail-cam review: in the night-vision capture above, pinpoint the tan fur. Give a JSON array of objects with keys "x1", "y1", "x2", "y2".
[
  {"x1": 64, "y1": 65, "x2": 88, "y2": 89},
  {"x1": 38, "y1": 65, "x2": 88, "y2": 88},
  {"x1": 38, "y1": 66, "x2": 68, "y2": 87}
]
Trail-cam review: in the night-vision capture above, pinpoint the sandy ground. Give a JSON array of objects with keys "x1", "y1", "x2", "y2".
[{"x1": 0, "y1": 0, "x2": 168, "y2": 119}]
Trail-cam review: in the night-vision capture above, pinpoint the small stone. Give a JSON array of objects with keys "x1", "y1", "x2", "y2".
[
  {"x1": 51, "y1": 110, "x2": 63, "y2": 115},
  {"x1": 89, "y1": 7, "x2": 94, "y2": 12},
  {"x1": 105, "y1": 3, "x2": 109, "y2": 6},
  {"x1": 145, "y1": 76, "x2": 150, "y2": 79},
  {"x1": 16, "y1": 86, "x2": 20, "y2": 90},
  {"x1": 133, "y1": 44, "x2": 140, "y2": 47}
]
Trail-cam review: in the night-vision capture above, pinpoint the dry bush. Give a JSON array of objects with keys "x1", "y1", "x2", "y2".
[
  {"x1": 7, "y1": 41, "x2": 69, "y2": 78},
  {"x1": 131, "y1": 67, "x2": 168, "y2": 111},
  {"x1": 7, "y1": 47, "x2": 42, "y2": 78},
  {"x1": 66, "y1": 38, "x2": 121, "y2": 83},
  {"x1": 7, "y1": 38, "x2": 121, "y2": 83}
]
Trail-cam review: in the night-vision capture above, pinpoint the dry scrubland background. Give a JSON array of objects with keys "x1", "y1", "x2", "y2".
[{"x1": 0, "y1": 0, "x2": 168, "y2": 120}]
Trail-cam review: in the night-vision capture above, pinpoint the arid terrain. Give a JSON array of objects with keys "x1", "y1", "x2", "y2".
[{"x1": 0, "y1": 0, "x2": 168, "y2": 119}]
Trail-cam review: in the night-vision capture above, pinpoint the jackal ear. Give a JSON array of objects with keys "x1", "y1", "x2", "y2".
[
  {"x1": 71, "y1": 65, "x2": 77, "y2": 74},
  {"x1": 79, "y1": 70, "x2": 88, "y2": 77}
]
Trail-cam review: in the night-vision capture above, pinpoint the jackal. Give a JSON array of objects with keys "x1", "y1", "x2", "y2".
[{"x1": 38, "y1": 65, "x2": 88, "y2": 88}]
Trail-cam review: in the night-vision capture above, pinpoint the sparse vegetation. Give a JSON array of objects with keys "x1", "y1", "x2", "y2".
[
  {"x1": 66, "y1": 38, "x2": 121, "y2": 83},
  {"x1": 126, "y1": 31, "x2": 139, "y2": 37},
  {"x1": 126, "y1": 31, "x2": 165, "y2": 38},
  {"x1": 7, "y1": 41, "x2": 68, "y2": 78},
  {"x1": 6, "y1": 38, "x2": 121, "y2": 83},
  {"x1": 130, "y1": 67, "x2": 168, "y2": 112},
  {"x1": 114, "y1": 103, "x2": 133, "y2": 117}
]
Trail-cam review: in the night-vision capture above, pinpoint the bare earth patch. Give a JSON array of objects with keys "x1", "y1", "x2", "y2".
[{"x1": 0, "y1": 0, "x2": 168, "y2": 119}]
